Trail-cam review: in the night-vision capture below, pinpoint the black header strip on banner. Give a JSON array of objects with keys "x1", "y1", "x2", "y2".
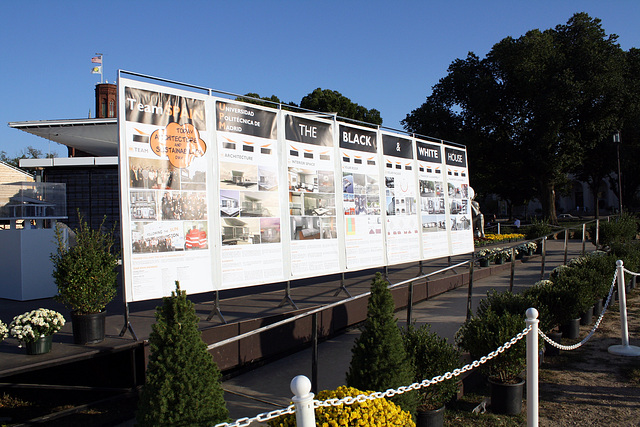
[
  {"x1": 338, "y1": 124, "x2": 377, "y2": 153},
  {"x1": 216, "y1": 101, "x2": 277, "y2": 139},
  {"x1": 382, "y1": 134, "x2": 413, "y2": 159},
  {"x1": 416, "y1": 141, "x2": 442, "y2": 163},
  {"x1": 285, "y1": 115, "x2": 333, "y2": 146},
  {"x1": 125, "y1": 87, "x2": 206, "y2": 130},
  {"x1": 445, "y1": 146, "x2": 467, "y2": 167}
]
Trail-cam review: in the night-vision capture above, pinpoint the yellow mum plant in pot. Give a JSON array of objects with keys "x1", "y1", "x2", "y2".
[{"x1": 268, "y1": 385, "x2": 415, "y2": 427}]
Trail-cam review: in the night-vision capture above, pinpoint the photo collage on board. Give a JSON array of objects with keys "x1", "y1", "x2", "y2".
[
  {"x1": 217, "y1": 101, "x2": 281, "y2": 247},
  {"x1": 126, "y1": 87, "x2": 209, "y2": 255}
]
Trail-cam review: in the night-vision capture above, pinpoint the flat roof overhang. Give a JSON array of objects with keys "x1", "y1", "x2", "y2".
[{"x1": 8, "y1": 118, "x2": 118, "y2": 157}]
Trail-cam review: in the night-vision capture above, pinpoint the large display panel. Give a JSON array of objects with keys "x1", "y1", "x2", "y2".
[
  {"x1": 382, "y1": 133, "x2": 420, "y2": 264},
  {"x1": 118, "y1": 75, "x2": 474, "y2": 302},
  {"x1": 416, "y1": 140, "x2": 450, "y2": 259},
  {"x1": 215, "y1": 100, "x2": 285, "y2": 289},
  {"x1": 119, "y1": 81, "x2": 214, "y2": 302},
  {"x1": 445, "y1": 146, "x2": 475, "y2": 254},
  {"x1": 339, "y1": 124, "x2": 385, "y2": 270},
  {"x1": 285, "y1": 113, "x2": 341, "y2": 277}
]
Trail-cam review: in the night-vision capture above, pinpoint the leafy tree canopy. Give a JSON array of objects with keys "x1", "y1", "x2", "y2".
[
  {"x1": 0, "y1": 146, "x2": 56, "y2": 168},
  {"x1": 403, "y1": 13, "x2": 627, "y2": 222}
]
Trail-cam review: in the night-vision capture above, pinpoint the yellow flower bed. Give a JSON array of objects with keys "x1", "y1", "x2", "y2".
[
  {"x1": 268, "y1": 385, "x2": 415, "y2": 427},
  {"x1": 485, "y1": 233, "x2": 524, "y2": 242}
]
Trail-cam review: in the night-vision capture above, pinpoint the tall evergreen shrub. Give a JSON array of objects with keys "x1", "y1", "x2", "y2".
[
  {"x1": 136, "y1": 283, "x2": 228, "y2": 426},
  {"x1": 346, "y1": 272, "x2": 417, "y2": 415}
]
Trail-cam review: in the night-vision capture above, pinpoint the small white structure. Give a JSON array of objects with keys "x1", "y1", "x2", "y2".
[{"x1": 0, "y1": 181, "x2": 67, "y2": 300}]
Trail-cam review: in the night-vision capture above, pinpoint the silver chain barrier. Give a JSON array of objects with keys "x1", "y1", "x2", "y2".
[
  {"x1": 539, "y1": 268, "x2": 618, "y2": 351},
  {"x1": 314, "y1": 325, "x2": 532, "y2": 409},
  {"x1": 623, "y1": 267, "x2": 640, "y2": 277},
  {"x1": 214, "y1": 405, "x2": 295, "y2": 427},
  {"x1": 214, "y1": 326, "x2": 533, "y2": 426}
]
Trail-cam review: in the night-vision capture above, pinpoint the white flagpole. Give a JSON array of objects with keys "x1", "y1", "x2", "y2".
[{"x1": 96, "y1": 53, "x2": 104, "y2": 83}]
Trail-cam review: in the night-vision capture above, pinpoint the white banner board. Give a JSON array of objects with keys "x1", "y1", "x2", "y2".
[{"x1": 118, "y1": 75, "x2": 474, "y2": 302}]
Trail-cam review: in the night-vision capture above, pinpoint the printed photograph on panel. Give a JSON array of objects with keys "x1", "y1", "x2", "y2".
[
  {"x1": 320, "y1": 217, "x2": 337, "y2": 239},
  {"x1": 130, "y1": 190, "x2": 157, "y2": 220},
  {"x1": 131, "y1": 221, "x2": 185, "y2": 253},
  {"x1": 365, "y1": 175, "x2": 379, "y2": 195},
  {"x1": 160, "y1": 191, "x2": 207, "y2": 221},
  {"x1": 385, "y1": 176, "x2": 395, "y2": 196},
  {"x1": 129, "y1": 157, "x2": 180, "y2": 190},
  {"x1": 239, "y1": 191, "x2": 279, "y2": 217},
  {"x1": 290, "y1": 216, "x2": 322, "y2": 240},
  {"x1": 258, "y1": 165, "x2": 278, "y2": 191},
  {"x1": 366, "y1": 195, "x2": 380, "y2": 215},
  {"x1": 344, "y1": 193, "x2": 355, "y2": 215},
  {"x1": 317, "y1": 170, "x2": 334, "y2": 193},
  {"x1": 220, "y1": 190, "x2": 241, "y2": 217},
  {"x1": 183, "y1": 221, "x2": 209, "y2": 250},
  {"x1": 303, "y1": 193, "x2": 335, "y2": 216},
  {"x1": 260, "y1": 218, "x2": 281, "y2": 243},
  {"x1": 354, "y1": 194, "x2": 367, "y2": 215},
  {"x1": 220, "y1": 162, "x2": 258, "y2": 190},
  {"x1": 342, "y1": 173, "x2": 354, "y2": 194},
  {"x1": 180, "y1": 157, "x2": 207, "y2": 191},
  {"x1": 353, "y1": 174, "x2": 366, "y2": 194},
  {"x1": 289, "y1": 167, "x2": 318, "y2": 193},
  {"x1": 422, "y1": 214, "x2": 447, "y2": 232},
  {"x1": 221, "y1": 217, "x2": 261, "y2": 245}
]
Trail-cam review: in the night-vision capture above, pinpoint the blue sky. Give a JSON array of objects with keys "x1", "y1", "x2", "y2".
[{"x1": 1, "y1": 1, "x2": 639, "y2": 158}]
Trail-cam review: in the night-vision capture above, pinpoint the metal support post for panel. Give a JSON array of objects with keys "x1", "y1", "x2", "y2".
[
  {"x1": 509, "y1": 247, "x2": 515, "y2": 292},
  {"x1": 406, "y1": 280, "x2": 414, "y2": 328},
  {"x1": 278, "y1": 281, "x2": 298, "y2": 310},
  {"x1": 563, "y1": 229, "x2": 569, "y2": 265},
  {"x1": 608, "y1": 260, "x2": 640, "y2": 356},
  {"x1": 581, "y1": 223, "x2": 586, "y2": 255},
  {"x1": 206, "y1": 291, "x2": 227, "y2": 324},
  {"x1": 526, "y1": 308, "x2": 539, "y2": 427},
  {"x1": 596, "y1": 219, "x2": 600, "y2": 249},
  {"x1": 539, "y1": 237, "x2": 547, "y2": 281},
  {"x1": 119, "y1": 302, "x2": 139, "y2": 341},
  {"x1": 311, "y1": 313, "x2": 318, "y2": 394},
  {"x1": 384, "y1": 265, "x2": 390, "y2": 283},
  {"x1": 466, "y1": 257, "x2": 474, "y2": 320},
  {"x1": 291, "y1": 376, "x2": 315, "y2": 427},
  {"x1": 334, "y1": 272, "x2": 352, "y2": 298},
  {"x1": 417, "y1": 260, "x2": 424, "y2": 277}
]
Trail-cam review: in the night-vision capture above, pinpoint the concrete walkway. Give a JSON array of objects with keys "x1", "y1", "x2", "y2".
[{"x1": 216, "y1": 238, "x2": 595, "y2": 425}]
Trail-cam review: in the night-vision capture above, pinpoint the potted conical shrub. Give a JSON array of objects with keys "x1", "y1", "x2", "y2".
[
  {"x1": 456, "y1": 290, "x2": 532, "y2": 415},
  {"x1": 51, "y1": 213, "x2": 119, "y2": 344},
  {"x1": 403, "y1": 324, "x2": 461, "y2": 427}
]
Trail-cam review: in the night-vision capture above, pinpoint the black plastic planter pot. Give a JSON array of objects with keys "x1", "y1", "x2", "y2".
[
  {"x1": 71, "y1": 311, "x2": 106, "y2": 344},
  {"x1": 489, "y1": 377, "x2": 525, "y2": 415},
  {"x1": 416, "y1": 406, "x2": 445, "y2": 427},
  {"x1": 580, "y1": 306, "x2": 593, "y2": 325},
  {"x1": 593, "y1": 299, "x2": 603, "y2": 318},
  {"x1": 560, "y1": 318, "x2": 580, "y2": 340}
]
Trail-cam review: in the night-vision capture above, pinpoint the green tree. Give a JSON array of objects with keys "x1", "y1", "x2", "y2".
[
  {"x1": 346, "y1": 272, "x2": 417, "y2": 415},
  {"x1": 403, "y1": 13, "x2": 625, "y2": 222},
  {"x1": 136, "y1": 282, "x2": 228, "y2": 426},
  {"x1": 300, "y1": 88, "x2": 382, "y2": 125},
  {"x1": 0, "y1": 145, "x2": 56, "y2": 168}
]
